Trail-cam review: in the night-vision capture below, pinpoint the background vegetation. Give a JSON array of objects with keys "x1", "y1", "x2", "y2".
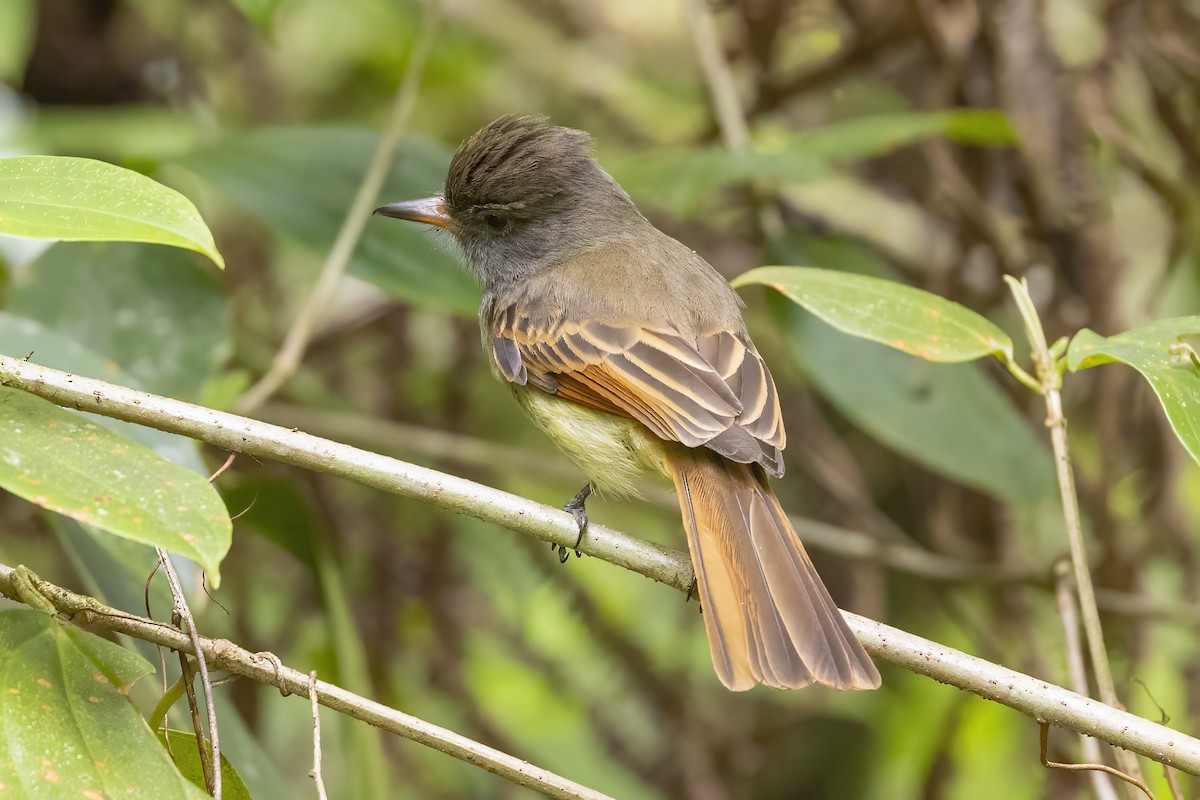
[{"x1": 1, "y1": 0, "x2": 1198, "y2": 798}]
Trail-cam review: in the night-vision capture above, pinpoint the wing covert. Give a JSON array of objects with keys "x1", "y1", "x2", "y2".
[{"x1": 491, "y1": 309, "x2": 785, "y2": 475}]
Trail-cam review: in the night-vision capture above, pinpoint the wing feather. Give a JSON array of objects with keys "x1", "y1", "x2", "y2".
[{"x1": 490, "y1": 308, "x2": 786, "y2": 474}]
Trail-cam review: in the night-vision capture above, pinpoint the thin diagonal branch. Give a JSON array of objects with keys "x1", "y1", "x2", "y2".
[
  {"x1": 236, "y1": 0, "x2": 442, "y2": 414},
  {"x1": 1055, "y1": 560, "x2": 1120, "y2": 800},
  {"x1": 1, "y1": 354, "x2": 1199, "y2": 775},
  {"x1": 156, "y1": 548, "x2": 220, "y2": 799}
]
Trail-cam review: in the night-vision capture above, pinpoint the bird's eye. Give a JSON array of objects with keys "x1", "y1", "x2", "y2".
[{"x1": 481, "y1": 212, "x2": 507, "y2": 231}]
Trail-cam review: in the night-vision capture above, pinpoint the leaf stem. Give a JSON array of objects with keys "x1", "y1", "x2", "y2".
[
  {"x1": 1002, "y1": 355, "x2": 1044, "y2": 394},
  {"x1": 147, "y1": 674, "x2": 188, "y2": 733}
]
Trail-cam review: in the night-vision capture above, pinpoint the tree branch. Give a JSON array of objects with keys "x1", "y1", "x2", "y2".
[
  {"x1": 1, "y1": 354, "x2": 1199, "y2": 776},
  {"x1": 0, "y1": 564, "x2": 613, "y2": 800}
]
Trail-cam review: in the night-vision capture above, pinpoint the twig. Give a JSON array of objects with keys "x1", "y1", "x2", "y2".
[
  {"x1": 682, "y1": 0, "x2": 748, "y2": 151},
  {"x1": 1040, "y1": 723, "x2": 1153, "y2": 800},
  {"x1": 208, "y1": 452, "x2": 236, "y2": 483},
  {"x1": 309, "y1": 671, "x2": 329, "y2": 800},
  {"x1": 1163, "y1": 764, "x2": 1186, "y2": 800},
  {"x1": 235, "y1": 0, "x2": 442, "y2": 414},
  {"x1": 0, "y1": 565, "x2": 613, "y2": 800},
  {"x1": 156, "y1": 548, "x2": 221, "y2": 799},
  {"x1": 1, "y1": 358, "x2": 1200, "y2": 775},
  {"x1": 1005, "y1": 276, "x2": 1147, "y2": 790},
  {"x1": 1055, "y1": 560, "x2": 1120, "y2": 800},
  {"x1": 682, "y1": 0, "x2": 783, "y2": 240}
]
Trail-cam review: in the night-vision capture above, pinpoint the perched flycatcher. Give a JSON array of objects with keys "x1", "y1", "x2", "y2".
[{"x1": 376, "y1": 116, "x2": 879, "y2": 692}]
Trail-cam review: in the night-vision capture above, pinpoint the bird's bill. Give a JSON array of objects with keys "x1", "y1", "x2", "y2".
[{"x1": 373, "y1": 196, "x2": 455, "y2": 229}]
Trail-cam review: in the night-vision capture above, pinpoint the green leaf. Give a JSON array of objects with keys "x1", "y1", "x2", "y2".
[
  {"x1": 778, "y1": 301, "x2": 1054, "y2": 506},
  {"x1": 0, "y1": 311, "x2": 207, "y2": 469},
  {"x1": 0, "y1": 155, "x2": 224, "y2": 268},
  {"x1": 10, "y1": 242, "x2": 231, "y2": 400},
  {"x1": 0, "y1": 388, "x2": 231, "y2": 583},
  {"x1": 611, "y1": 110, "x2": 1014, "y2": 216},
  {"x1": 1067, "y1": 318, "x2": 1200, "y2": 467},
  {"x1": 157, "y1": 730, "x2": 254, "y2": 800},
  {"x1": 173, "y1": 127, "x2": 479, "y2": 316},
  {"x1": 777, "y1": 110, "x2": 1016, "y2": 162},
  {"x1": 0, "y1": 609, "x2": 207, "y2": 800},
  {"x1": 611, "y1": 148, "x2": 826, "y2": 217},
  {"x1": 0, "y1": 0, "x2": 34, "y2": 83},
  {"x1": 736, "y1": 266, "x2": 1014, "y2": 363}
]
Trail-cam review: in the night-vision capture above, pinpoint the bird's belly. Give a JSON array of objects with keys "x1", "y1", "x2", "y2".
[{"x1": 512, "y1": 384, "x2": 669, "y2": 499}]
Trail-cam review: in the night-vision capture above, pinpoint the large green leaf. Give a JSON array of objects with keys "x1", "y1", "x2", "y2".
[
  {"x1": 779, "y1": 301, "x2": 1054, "y2": 506},
  {"x1": 9, "y1": 242, "x2": 231, "y2": 400},
  {"x1": 0, "y1": 609, "x2": 207, "y2": 800},
  {"x1": 173, "y1": 127, "x2": 479, "y2": 316},
  {"x1": 0, "y1": 156, "x2": 224, "y2": 268},
  {"x1": 759, "y1": 234, "x2": 1054, "y2": 508},
  {"x1": 1068, "y1": 317, "x2": 1200, "y2": 467},
  {"x1": 158, "y1": 730, "x2": 253, "y2": 800},
  {"x1": 0, "y1": 388, "x2": 231, "y2": 583},
  {"x1": 735, "y1": 266, "x2": 1014, "y2": 363},
  {"x1": 0, "y1": 312, "x2": 213, "y2": 601}
]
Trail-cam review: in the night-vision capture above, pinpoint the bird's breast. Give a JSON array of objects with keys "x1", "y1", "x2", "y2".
[{"x1": 510, "y1": 383, "x2": 670, "y2": 498}]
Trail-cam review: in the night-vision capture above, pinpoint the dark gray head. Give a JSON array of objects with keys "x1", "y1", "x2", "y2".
[{"x1": 375, "y1": 116, "x2": 643, "y2": 291}]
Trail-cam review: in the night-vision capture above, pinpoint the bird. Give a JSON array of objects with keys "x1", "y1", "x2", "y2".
[{"x1": 375, "y1": 115, "x2": 880, "y2": 691}]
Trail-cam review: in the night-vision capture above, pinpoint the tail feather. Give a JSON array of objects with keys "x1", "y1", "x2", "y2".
[{"x1": 667, "y1": 448, "x2": 880, "y2": 691}]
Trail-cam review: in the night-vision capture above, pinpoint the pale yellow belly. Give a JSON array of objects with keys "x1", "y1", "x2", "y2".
[{"x1": 512, "y1": 384, "x2": 671, "y2": 499}]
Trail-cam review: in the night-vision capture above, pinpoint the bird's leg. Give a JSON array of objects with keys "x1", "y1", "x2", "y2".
[
  {"x1": 685, "y1": 576, "x2": 699, "y2": 604},
  {"x1": 553, "y1": 482, "x2": 593, "y2": 563}
]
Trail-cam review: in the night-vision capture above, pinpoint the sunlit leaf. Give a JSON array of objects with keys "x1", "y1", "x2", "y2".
[
  {"x1": 10, "y1": 242, "x2": 231, "y2": 400},
  {"x1": 173, "y1": 127, "x2": 479, "y2": 316},
  {"x1": 158, "y1": 730, "x2": 253, "y2": 800},
  {"x1": 0, "y1": 156, "x2": 224, "y2": 267},
  {"x1": 1068, "y1": 318, "x2": 1200, "y2": 467},
  {"x1": 778, "y1": 109, "x2": 1016, "y2": 161},
  {"x1": 736, "y1": 266, "x2": 1014, "y2": 363},
  {"x1": 0, "y1": 388, "x2": 231, "y2": 583},
  {"x1": 0, "y1": 609, "x2": 207, "y2": 800}
]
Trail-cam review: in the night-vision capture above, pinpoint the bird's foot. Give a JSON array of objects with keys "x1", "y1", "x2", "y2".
[{"x1": 553, "y1": 482, "x2": 593, "y2": 563}]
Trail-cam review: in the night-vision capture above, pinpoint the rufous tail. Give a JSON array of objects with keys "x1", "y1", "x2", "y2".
[{"x1": 666, "y1": 448, "x2": 881, "y2": 691}]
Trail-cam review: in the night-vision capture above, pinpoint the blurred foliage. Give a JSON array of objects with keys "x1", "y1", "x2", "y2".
[{"x1": 1, "y1": 0, "x2": 1199, "y2": 798}]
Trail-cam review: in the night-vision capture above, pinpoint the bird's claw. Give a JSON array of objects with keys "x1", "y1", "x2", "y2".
[{"x1": 555, "y1": 482, "x2": 593, "y2": 563}]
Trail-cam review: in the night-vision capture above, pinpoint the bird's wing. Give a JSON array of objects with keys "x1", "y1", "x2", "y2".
[{"x1": 490, "y1": 305, "x2": 786, "y2": 475}]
